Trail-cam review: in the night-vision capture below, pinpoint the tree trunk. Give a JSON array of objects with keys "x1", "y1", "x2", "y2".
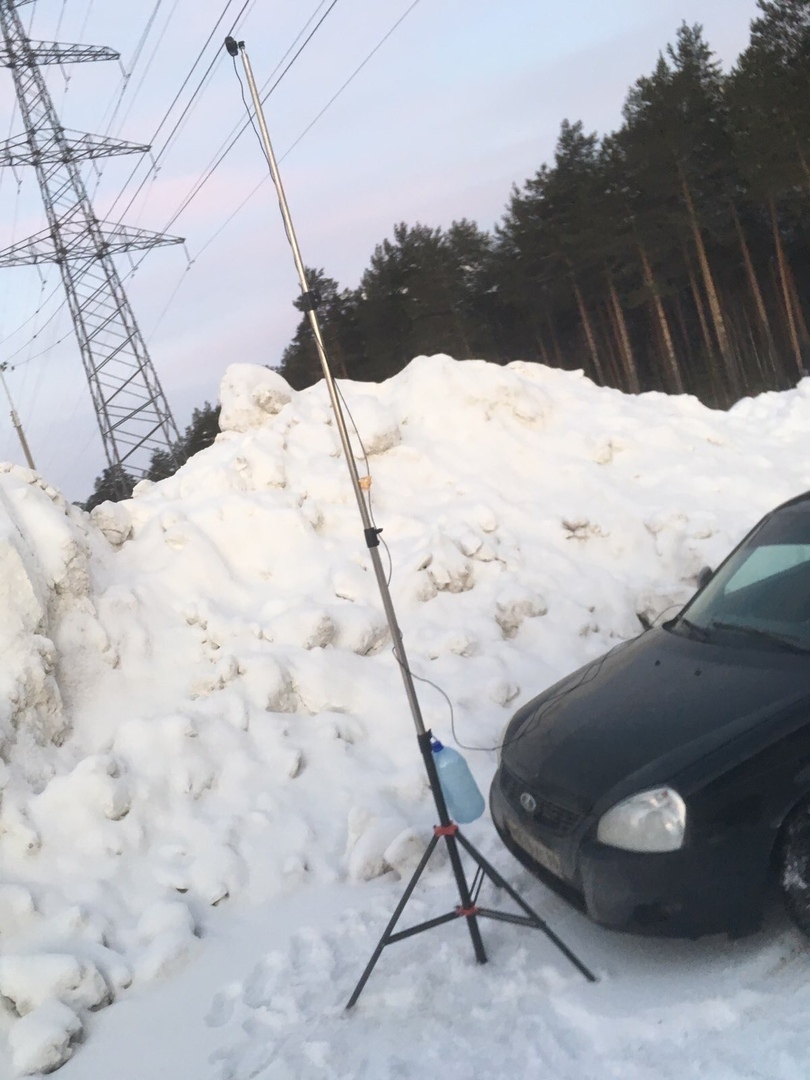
[
  {"x1": 730, "y1": 203, "x2": 775, "y2": 363},
  {"x1": 536, "y1": 334, "x2": 551, "y2": 368},
  {"x1": 326, "y1": 331, "x2": 350, "y2": 379},
  {"x1": 737, "y1": 301, "x2": 768, "y2": 387},
  {"x1": 602, "y1": 300, "x2": 624, "y2": 388},
  {"x1": 686, "y1": 257, "x2": 713, "y2": 357},
  {"x1": 636, "y1": 239, "x2": 682, "y2": 392},
  {"x1": 600, "y1": 304, "x2": 623, "y2": 387},
  {"x1": 793, "y1": 138, "x2": 810, "y2": 188},
  {"x1": 606, "y1": 271, "x2": 639, "y2": 393},
  {"x1": 446, "y1": 293, "x2": 473, "y2": 361},
  {"x1": 769, "y1": 194, "x2": 803, "y2": 375},
  {"x1": 724, "y1": 298, "x2": 754, "y2": 393},
  {"x1": 786, "y1": 258, "x2": 809, "y2": 347},
  {"x1": 546, "y1": 311, "x2": 564, "y2": 369},
  {"x1": 686, "y1": 255, "x2": 724, "y2": 402},
  {"x1": 571, "y1": 278, "x2": 605, "y2": 384},
  {"x1": 678, "y1": 166, "x2": 735, "y2": 373},
  {"x1": 673, "y1": 293, "x2": 696, "y2": 382}
]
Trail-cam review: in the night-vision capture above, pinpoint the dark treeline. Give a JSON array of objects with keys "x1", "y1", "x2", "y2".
[
  {"x1": 280, "y1": 2, "x2": 810, "y2": 407},
  {"x1": 83, "y1": 402, "x2": 220, "y2": 510}
]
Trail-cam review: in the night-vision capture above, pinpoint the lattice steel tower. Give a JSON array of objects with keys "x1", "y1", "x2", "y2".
[{"x1": 0, "y1": 0, "x2": 184, "y2": 490}]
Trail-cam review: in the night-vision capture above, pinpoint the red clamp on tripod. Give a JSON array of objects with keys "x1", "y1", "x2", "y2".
[{"x1": 433, "y1": 823, "x2": 458, "y2": 837}]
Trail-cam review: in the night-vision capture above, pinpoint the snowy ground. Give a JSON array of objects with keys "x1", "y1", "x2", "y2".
[{"x1": 1, "y1": 355, "x2": 810, "y2": 1077}]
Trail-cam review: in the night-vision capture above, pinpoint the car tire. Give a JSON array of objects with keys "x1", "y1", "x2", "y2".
[{"x1": 779, "y1": 799, "x2": 810, "y2": 934}]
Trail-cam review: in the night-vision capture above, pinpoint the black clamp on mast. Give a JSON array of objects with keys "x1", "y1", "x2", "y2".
[
  {"x1": 298, "y1": 290, "x2": 321, "y2": 312},
  {"x1": 364, "y1": 527, "x2": 383, "y2": 548}
]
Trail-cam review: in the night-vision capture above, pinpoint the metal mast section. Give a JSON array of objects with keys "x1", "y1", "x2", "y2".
[{"x1": 0, "y1": 0, "x2": 184, "y2": 492}]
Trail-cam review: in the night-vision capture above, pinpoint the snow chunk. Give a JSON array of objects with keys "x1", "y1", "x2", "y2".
[
  {"x1": 9, "y1": 1000, "x2": 82, "y2": 1075},
  {"x1": 495, "y1": 587, "x2": 549, "y2": 638},
  {"x1": 345, "y1": 810, "x2": 408, "y2": 882},
  {"x1": 218, "y1": 364, "x2": 293, "y2": 432},
  {"x1": 0, "y1": 884, "x2": 36, "y2": 937},
  {"x1": 0, "y1": 953, "x2": 110, "y2": 1014},
  {"x1": 134, "y1": 900, "x2": 198, "y2": 982},
  {"x1": 422, "y1": 534, "x2": 474, "y2": 593},
  {"x1": 90, "y1": 500, "x2": 133, "y2": 547},
  {"x1": 343, "y1": 394, "x2": 401, "y2": 455}
]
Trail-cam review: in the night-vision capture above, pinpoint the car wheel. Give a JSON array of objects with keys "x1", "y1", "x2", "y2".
[{"x1": 779, "y1": 799, "x2": 810, "y2": 934}]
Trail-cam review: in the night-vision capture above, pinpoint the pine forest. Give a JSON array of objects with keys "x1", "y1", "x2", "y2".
[{"x1": 279, "y1": 3, "x2": 810, "y2": 410}]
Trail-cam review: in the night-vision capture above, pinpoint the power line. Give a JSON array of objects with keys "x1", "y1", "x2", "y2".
[
  {"x1": 106, "y1": 0, "x2": 252, "y2": 221},
  {"x1": 78, "y1": 0, "x2": 96, "y2": 42},
  {"x1": 4, "y1": 305, "x2": 71, "y2": 368},
  {"x1": 127, "y1": 0, "x2": 340, "y2": 320},
  {"x1": 165, "y1": 0, "x2": 331, "y2": 217},
  {"x1": 129, "y1": 26, "x2": 243, "y2": 230},
  {"x1": 163, "y1": 0, "x2": 340, "y2": 232},
  {"x1": 125, "y1": 0, "x2": 166, "y2": 77},
  {"x1": 109, "y1": 0, "x2": 183, "y2": 140},
  {"x1": 6, "y1": 0, "x2": 422, "y2": 398},
  {"x1": 54, "y1": 0, "x2": 67, "y2": 37},
  {"x1": 0, "y1": 281, "x2": 63, "y2": 347},
  {"x1": 140, "y1": 0, "x2": 422, "y2": 348},
  {"x1": 168, "y1": 0, "x2": 423, "y2": 263},
  {"x1": 98, "y1": 0, "x2": 166, "y2": 142},
  {"x1": 283, "y1": 0, "x2": 424, "y2": 160}
]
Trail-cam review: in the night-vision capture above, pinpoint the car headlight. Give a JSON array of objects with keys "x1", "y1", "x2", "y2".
[{"x1": 596, "y1": 787, "x2": 686, "y2": 853}]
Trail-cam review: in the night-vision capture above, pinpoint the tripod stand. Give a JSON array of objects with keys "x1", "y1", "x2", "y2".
[
  {"x1": 224, "y1": 35, "x2": 597, "y2": 1010},
  {"x1": 347, "y1": 731, "x2": 595, "y2": 1007}
]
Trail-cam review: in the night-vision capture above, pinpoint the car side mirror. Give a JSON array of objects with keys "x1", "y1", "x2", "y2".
[{"x1": 695, "y1": 565, "x2": 713, "y2": 590}]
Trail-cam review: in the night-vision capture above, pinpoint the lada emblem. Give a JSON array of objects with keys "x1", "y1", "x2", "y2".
[{"x1": 520, "y1": 792, "x2": 537, "y2": 813}]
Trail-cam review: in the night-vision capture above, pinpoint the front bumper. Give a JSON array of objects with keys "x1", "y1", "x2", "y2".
[{"x1": 490, "y1": 776, "x2": 766, "y2": 938}]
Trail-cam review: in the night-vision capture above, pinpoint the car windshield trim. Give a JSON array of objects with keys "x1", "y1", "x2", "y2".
[{"x1": 707, "y1": 619, "x2": 810, "y2": 655}]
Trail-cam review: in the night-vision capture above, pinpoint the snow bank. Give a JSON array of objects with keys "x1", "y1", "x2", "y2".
[{"x1": 0, "y1": 356, "x2": 808, "y2": 1073}]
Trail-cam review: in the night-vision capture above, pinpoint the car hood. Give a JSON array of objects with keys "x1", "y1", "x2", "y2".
[{"x1": 501, "y1": 627, "x2": 810, "y2": 809}]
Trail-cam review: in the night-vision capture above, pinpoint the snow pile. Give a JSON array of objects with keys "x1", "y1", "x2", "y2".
[
  {"x1": 0, "y1": 356, "x2": 809, "y2": 1074},
  {"x1": 0, "y1": 466, "x2": 107, "y2": 763}
]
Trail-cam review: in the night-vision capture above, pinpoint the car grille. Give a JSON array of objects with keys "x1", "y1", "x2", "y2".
[{"x1": 500, "y1": 767, "x2": 584, "y2": 836}]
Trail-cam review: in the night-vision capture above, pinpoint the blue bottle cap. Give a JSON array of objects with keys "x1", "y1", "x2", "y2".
[{"x1": 431, "y1": 739, "x2": 444, "y2": 753}]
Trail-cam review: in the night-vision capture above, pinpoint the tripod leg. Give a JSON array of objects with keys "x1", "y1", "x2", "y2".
[
  {"x1": 456, "y1": 832, "x2": 539, "y2": 916},
  {"x1": 346, "y1": 834, "x2": 440, "y2": 1009},
  {"x1": 443, "y1": 832, "x2": 487, "y2": 965},
  {"x1": 455, "y1": 832, "x2": 596, "y2": 982}
]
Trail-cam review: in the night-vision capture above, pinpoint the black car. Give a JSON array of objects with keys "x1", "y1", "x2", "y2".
[{"x1": 490, "y1": 490, "x2": 810, "y2": 939}]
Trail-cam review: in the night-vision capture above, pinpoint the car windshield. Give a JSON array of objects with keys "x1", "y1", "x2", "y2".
[{"x1": 672, "y1": 502, "x2": 810, "y2": 654}]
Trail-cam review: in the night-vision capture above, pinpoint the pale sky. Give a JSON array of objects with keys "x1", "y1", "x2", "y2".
[{"x1": 0, "y1": 0, "x2": 760, "y2": 501}]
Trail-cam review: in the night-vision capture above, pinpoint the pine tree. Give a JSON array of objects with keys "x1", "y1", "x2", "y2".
[
  {"x1": 357, "y1": 223, "x2": 488, "y2": 380},
  {"x1": 83, "y1": 464, "x2": 135, "y2": 511},
  {"x1": 729, "y1": 1, "x2": 810, "y2": 375},
  {"x1": 269, "y1": 11, "x2": 810, "y2": 404},
  {"x1": 620, "y1": 25, "x2": 740, "y2": 398},
  {"x1": 183, "y1": 403, "x2": 221, "y2": 457},
  {"x1": 279, "y1": 269, "x2": 366, "y2": 389}
]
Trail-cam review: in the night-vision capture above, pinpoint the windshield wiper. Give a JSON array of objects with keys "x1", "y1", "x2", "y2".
[
  {"x1": 708, "y1": 620, "x2": 810, "y2": 655},
  {"x1": 673, "y1": 617, "x2": 717, "y2": 639},
  {"x1": 673, "y1": 616, "x2": 714, "y2": 643}
]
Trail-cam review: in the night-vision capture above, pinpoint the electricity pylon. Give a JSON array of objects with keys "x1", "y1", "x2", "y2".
[{"x1": 0, "y1": 0, "x2": 184, "y2": 494}]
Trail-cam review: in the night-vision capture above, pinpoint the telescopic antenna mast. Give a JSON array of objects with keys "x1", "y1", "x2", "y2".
[{"x1": 223, "y1": 35, "x2": 595, "y2": 1005}]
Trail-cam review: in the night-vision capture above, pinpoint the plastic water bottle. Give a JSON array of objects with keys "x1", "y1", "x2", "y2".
[{"x1": 431, "y1": 739, "x2": 485, "y2": 823}]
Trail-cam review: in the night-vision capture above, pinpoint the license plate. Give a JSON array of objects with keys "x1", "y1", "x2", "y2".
[{"x1": 508, "y1": 819, "x2": 564, "y2": 879}]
